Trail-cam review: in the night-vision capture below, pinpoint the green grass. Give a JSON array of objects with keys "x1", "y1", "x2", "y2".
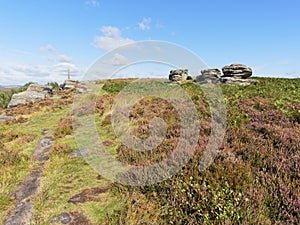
[
  {"x1": 0, "y1": 103, "x2": 71, "y2": 221},
  {"x1": 33, "y1": 154, "x2": 124, "y2": 224}
]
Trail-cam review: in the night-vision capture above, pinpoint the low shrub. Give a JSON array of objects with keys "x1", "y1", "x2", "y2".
[{"x1": 54, "y1": 117, "x2": 74, "y2": 138}]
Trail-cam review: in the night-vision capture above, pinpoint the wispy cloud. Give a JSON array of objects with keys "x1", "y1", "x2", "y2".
[
  {"x1": 103, "y1": 53, "x2": 130, "y2": 66},
  {"x1": 138, "y1": 17, "x2": 152, "y2": 31},
  {"x1": 0, "y1": 62, "x2": 82, "y2": 85},
  {"x1": 93, "y1": 26, "x2": 135, "y2": 51},
  {"x1": 47, "y1": 54, "x2": 73, "y2": 63},
  {"x1": 39, "y1": 44, "x2": 56, "y2": 52},
  {"x1": 40, "y1": 44, "x2": 73, "y2": 63},
  {"x1": 0, "y1": 44, "x2": 81, "y2": 85},
  {"x1": 85, "y1": 0, "x2": 100, "y2": 7}
]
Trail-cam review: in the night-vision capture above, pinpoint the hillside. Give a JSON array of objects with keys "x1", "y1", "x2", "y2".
[{"x1": 0, "y1": 78, "x2": 299, "y2": 224}]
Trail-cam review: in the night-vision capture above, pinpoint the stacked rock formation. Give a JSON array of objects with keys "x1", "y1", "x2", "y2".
[
  {"x1": 221, "y1": 64, "x2": 257, "y2": 86},
  {"x1": 61, "y1": 80, "x2": 78, "y2": 90},
  {"x1": 8, "y1": 84, "x2": 53, "y2": 108},
  {"x1": 196, "y1": 68, "x2": 221, "y2": 84},
  {"x1": 169, "y1": 69, "x2": 188, "y2": 82},
  {"x1": 60, "y1": 80, "x2": 91, "y2": 94},
  {"x1": 222, "y1": 64, "x2": 252, "y2": 79}
]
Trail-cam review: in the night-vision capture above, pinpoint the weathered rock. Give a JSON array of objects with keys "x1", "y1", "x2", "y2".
[
  {"x1": 169, "y1": 69, "x2": 188, "y2": 82},
  {"x1": 8, "y1": 91, "x2": 46, "y2": 108},
  {"x1": 27, "y1": 84, "x2": 53, "y2": 95},
  {"x1": 201, "y1": 68, "x2": 221, "y2": 78},
  {"x1": 61, "y1": 80, "x2": 78, "y2": 90},
  {"x1": 196, "y1": 68, "x2": 221, "y2": 84},
  {"x1": 222, "y1": 64, "x2": 252, "y2": 79},
  {"x1": 50, "y1": 212, "x2": 72, "y2": 224},
  {"x1": 0, "y1": 116, "x2": 15, "y2": 122},
  {"x1": 75, "y1": 82, "x2": 92, "y2": 94},
  {"x1": 186, "y1": 75, "x2": 195, "y2": 81},
  {"x1": 7, "y1": 83, "x2": 54, "y2": 108},
  {"x1": 220, "y1": 77, "x2": 258, "y2": 86}
]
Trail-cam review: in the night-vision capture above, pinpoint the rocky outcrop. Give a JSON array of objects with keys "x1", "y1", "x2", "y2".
[
  {"x1": 220, "y1": 77, "x2": 258, "y2": 86},
  {"x1": 169, "y1": 69, "x2": 188, "y2": 82},
  {"x1": 220, "y1": 64, "x2": 258, "y2": 85},
  {"x1": 27, "y1": 84, "x2": 53, "y2": 95},
  {"x1": 196, "y1": 68, "x2": 221, "y2": 84},
  {"x1": 60, "y1": 80, "x2": 92, "y2": 94},
  {"x1": 194, "y1": 64, "x2": 257, "y2": 86},
  {"x1": 222, "y1": 64, "x2": 252, "y2": 79},
  {"x1": 75, "y1": 82, "x2": 91, "y2": 94},
  {"x1": 61, "y1": 80, "x2": 78, "y2": 90},
  {"x1": 8, "y1": 84, "x2": 53, "y2": 108}
]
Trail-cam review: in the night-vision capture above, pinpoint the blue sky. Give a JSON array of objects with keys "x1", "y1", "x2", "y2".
[{"x1": 0, "y1": 0, "x2": 300, "y2": 85}]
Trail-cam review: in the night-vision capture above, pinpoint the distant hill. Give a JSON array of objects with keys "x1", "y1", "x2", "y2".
[
  {"x1": 0, "y1": 85, "x2": 20, "y2": 89},
  {"x1": 1, "y1": 85, "x2": 21, "y2": 87},
  {"x1": 0, "y1": 87, "x2": 17, "y2": 92}
]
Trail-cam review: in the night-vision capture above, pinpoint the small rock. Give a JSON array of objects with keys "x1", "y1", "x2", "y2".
[
  {"x1": 69, "y1": 149, "x2": 88, "y2": 158},
  {"x1": 50, "y1": 212, "x2": 71, "y2": 224},
  {"x1": 0, "y1": 116, "x2": 15, "y2": 122}
]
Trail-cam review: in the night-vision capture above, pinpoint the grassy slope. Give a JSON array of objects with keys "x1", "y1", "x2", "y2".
[{"x1": 0, "y1": 77, "x2": 299, "y2": 224}]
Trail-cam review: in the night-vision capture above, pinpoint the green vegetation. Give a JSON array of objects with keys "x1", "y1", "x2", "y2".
[
  {"x1": 0, "y1": 82, "x2": 34, "y2": 108},
  {"x1": 0, "y1": 82, "x2": 58, "y2": 109},
  {"x1": 0, "y1": 91, "x2": 15, "y2": 109},
  {"x1": 0, "y1": 77, "x2": 299, "y2": 224}
]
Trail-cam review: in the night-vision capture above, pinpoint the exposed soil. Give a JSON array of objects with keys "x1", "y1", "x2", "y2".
[
  {"x1": 3, "y1": 133, "x2": 54, "y2": 225},
  {"x1": 102, "y1": 140, "x2": 113, "y2": 146},
  {"x1": 68, "y1": 186, "x2": 111, "y2": 204},
  {"x1": 50, "y1": 212, "x2": 92, "y2": 225},
  {"x1": 69, "y1": 212, "x2": 92, "y2": 225}
]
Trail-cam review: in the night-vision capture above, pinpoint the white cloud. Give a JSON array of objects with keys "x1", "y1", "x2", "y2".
[
  {"x1": 39, "y1": 44, "x2": 56, "y2": 52},
  {"x1": 0, "y1": 44, "x2": 83, "y2": 86},
  {"x1": 0, "y1": 62, "x2": 82, "y2": 86},
  {"x1": 40, "y1": 44, "x2": 73, "y2": 63},
  {"x1": 53, "y1": 62, "x2": 80, "y2": 74},
  {"x1": 93, "y1": 26, "x2": 135, "y2": 51},
  {"x1": 47, "y1": 54, "x2": 73, "y2": 63},
  {"x1": 12, "y1": 64, "x2": 50, "y2": 77},
  {"x1": 58, "y1": 54, "x2": 73, "y2": 63},
  {"x1": 85, "y1": 0, "x2": 100, "y2": 7},
  {"x1": 138, "y1": 18, "x2": 152, "y2": 31},
  {"x1": 101, "y1": 26, "x2": 121, "y2": 37},
  {"x1": 103, "y1": 53, "x2": 130, "y2": 66}
]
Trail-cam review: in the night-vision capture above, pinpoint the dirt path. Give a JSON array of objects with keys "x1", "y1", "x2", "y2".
[{"x1": 3, "y1": 133, "x2": 54, "y2": 225}]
